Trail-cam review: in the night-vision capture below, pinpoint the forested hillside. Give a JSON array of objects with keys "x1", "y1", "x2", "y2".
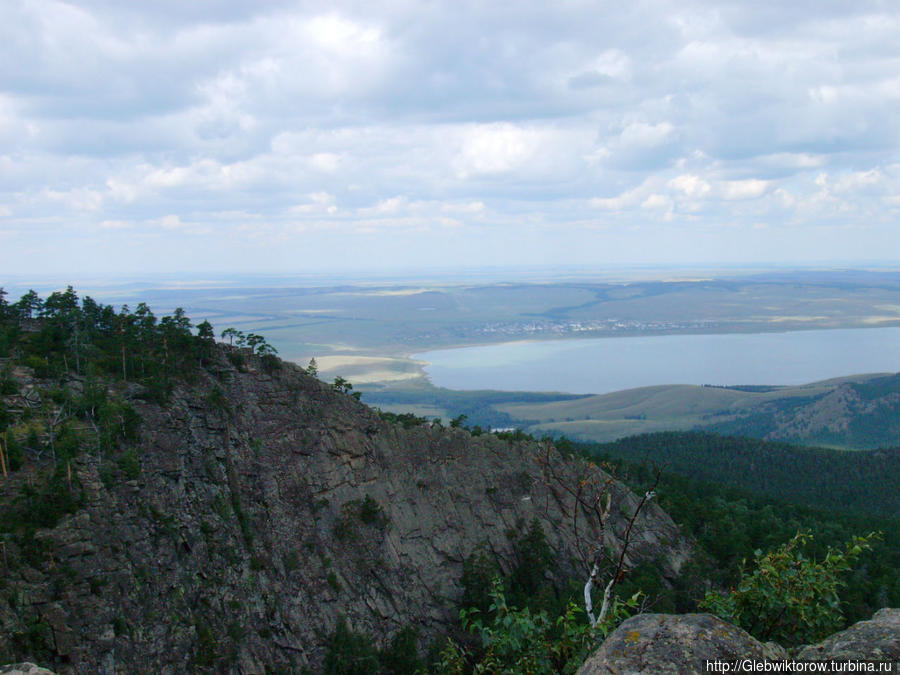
[
  {"x1": 576, "y1": 433, "x2": 900, "y2": 626},
  {"x1": 591, "y1": 431, "x2": 900, "y2": 518}
]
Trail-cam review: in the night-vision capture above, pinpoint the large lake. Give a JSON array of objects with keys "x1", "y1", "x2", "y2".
[{"x1": 414, "y1": 327, "x2": 900, "y2": 394}]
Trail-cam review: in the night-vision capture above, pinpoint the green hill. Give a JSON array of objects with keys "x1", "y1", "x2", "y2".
[
  {"x1": 495, "y1": 374, "x2": 900, "y2": 449},
  {"x1": 589, "y1": 431, "x2": 900, "y2": 519}
]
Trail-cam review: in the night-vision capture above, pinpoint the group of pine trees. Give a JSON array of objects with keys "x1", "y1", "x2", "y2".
[
  {"x1": 0, "y1": 286, "x2": 276, "y2": 396},
  {"x1": 0, "y1": 285, "x2": 280, "y2": 483}
]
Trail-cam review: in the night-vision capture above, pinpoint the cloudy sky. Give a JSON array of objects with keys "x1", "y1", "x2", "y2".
[{"x1": 2, "y1": 0, "x2": 900, "y2": 277}]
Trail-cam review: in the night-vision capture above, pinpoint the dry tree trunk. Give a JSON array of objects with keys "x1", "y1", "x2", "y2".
[{"x1": 536, "y1": 441, "x2": 659, "y2": 627}]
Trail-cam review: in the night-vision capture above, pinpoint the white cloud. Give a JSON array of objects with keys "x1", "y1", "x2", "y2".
[
  {"x1": 309, "y1": 153, "x2": 341, "y2": 173},
  {"x1": 42, "y1": 187, "x2": 103, "y2": 211},
  {"x1": 288, "y1": 192, "x2": 338, "y2": 215},
  {"x1": 618, "y1": 121, "x2": 675, "y2": 148},
  {"x1": 641, "y1": 194, "x2": 671, "y2": 210},
  {"x1": 668, "y1": 174, "x2": 711, "y2": 198},
  {"x1": 159, "y1": 214, "x2": 183, "y2": 229},
  {"x1": 719, "y1": 179, "x2": 769, "y2": 200},
  {"x1": 454, "y1": 123, "x2": 544, "y2": 177},
  {"x1": 3, "y1": 1, "x2": 900, "y2": 273},
  {"x1": 832, "y1": 169, "x2": 884, "y2": 193}
]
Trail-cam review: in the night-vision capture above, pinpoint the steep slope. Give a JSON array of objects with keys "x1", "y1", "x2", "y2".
[{"x1": 0, "y1": 348, "x2": 689, "y2": 673}]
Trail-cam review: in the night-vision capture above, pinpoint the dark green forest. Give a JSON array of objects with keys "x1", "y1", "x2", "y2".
[
  {"x1": 570, "y1": 433, "x2": 900, "y2": 630},
  {"x1": 591, "y1": 431, "x2": 900, "y2": 518}
]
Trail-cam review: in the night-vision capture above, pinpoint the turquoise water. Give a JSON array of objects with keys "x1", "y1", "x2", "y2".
[{"x1": 415, "y1": 327, "x2": 900, "y2": 394}]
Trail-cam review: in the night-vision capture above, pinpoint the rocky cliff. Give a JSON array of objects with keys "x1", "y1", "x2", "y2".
[{"x1": 0, "y1": 348, "x2": 690, "y2": 673}]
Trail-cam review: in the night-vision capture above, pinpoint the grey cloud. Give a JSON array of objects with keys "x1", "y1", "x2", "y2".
[{"x1": 2, "y1": 0, "x2": 900, "y2": 275}]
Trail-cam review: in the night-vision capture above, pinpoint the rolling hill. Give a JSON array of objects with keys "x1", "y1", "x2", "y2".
[{"x1": 496, "y1": 372, "x2": 900, "y2": 448}]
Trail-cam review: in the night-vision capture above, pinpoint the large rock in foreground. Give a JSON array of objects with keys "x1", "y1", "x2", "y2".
[
  {"x1": 577, "y1": 613, "x2": 787, "y2": 675},
  {"x1": 797, "y1": 608, "x2": 900, "y2": 663},
  {"x1": 0, "y1": 665, "x2": 58, "y2": 675}
]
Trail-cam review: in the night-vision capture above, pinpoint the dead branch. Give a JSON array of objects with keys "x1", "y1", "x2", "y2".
[{"x1": 536, "y1": 440, "x2": 661, "y2": 627}]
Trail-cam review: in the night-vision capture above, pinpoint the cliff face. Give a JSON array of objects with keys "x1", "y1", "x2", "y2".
[{"x1": 0, "y1": 349, "x2": 690, "y2": 673}]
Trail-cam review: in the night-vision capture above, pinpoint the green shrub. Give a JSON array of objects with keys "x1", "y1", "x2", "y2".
[
  {"x1": 112, "y1": 616, "x2": 128, "y2": 637},
  {"x1": 358, "y1": 495, "x2": 389, "y2": 528},
  {"x1": 23, "y1": 355, "x2": 52, "y2": 378},
  {"x1": 227, "y1": 352, "x2": 246, "y2": 371},
  {"x1": 321, "y1": 621, "x2": 423, "y2": 675},
  {"x1": 323, "y1": 618, "x2": 380, "y2": 675},
  {"x1": 283, "y1": 549, "x2": 300, "y2": 572},
  {"x1": 379, "y1": 626, "x2": 423, "y2": 674},
  {"x1": 327, "y1": 571, "x2": 341, "y2": 592},
  {"x1": 508, "y1": 518, "x2": 553, "y2": 607},
  {"x1": 461, "y1": 546, "x2": 501, "y2": 614},
  {"x1": 194, "y1": 619, "x2": 218, "y2": 668},
  {"x1": 334, "y1": 495, "x2": 389, "y2": 541},
  {"x1": 205, "y1": 386, "x2": 232, "y2": 416},
  {"x1": 117, "y1": 448, "x2": 141, "y2": 480},
  {"x1": 449, "y1": 580, "x2": 641, "y2": 674},
  {"x1": 261, "y1": 353, "x2": 281, "y2": 373},
  {"x1": 700, "y1": 530, "x2": 879, "y2": 646},
  {"x1": 4, "y1": 433, "x2": 24, "y2": 471},
  {"x1": 54, "y1": 424, "x2": 81, "y2": 461},
  {"x1": 16, "y1": 464, "x2": 83, "y2": 529},
  {"x1": 25, "y1": 427, "x2": 41, "y2": 452},
  {"x1": 227, "y1": 620, "x2": 245, "y2": 643}
]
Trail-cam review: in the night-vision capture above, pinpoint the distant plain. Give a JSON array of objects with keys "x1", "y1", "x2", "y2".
[{"x1": 6, "y1": 268, "x2": 900, "y2": 447}]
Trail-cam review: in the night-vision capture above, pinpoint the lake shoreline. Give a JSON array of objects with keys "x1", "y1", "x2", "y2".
[{"x1": 410, "y1": 325, "x2": 900, "y2": 395}]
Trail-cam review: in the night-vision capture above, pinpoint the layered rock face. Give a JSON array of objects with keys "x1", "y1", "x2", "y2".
[{"x1": 0, "y1": 351, "x2": 689, "y2": 673}]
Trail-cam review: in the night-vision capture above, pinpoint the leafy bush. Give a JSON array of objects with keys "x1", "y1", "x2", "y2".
[
  {"x1": 4, "y1": 432, "x2": 24, "y2": 470},
  {"x1": 323, "y1": 618, "x2": 381, "y2": 675},
  {"x1": 358, "y1": 495, "x2": 389, "y2": 528},
  {"x1": 376, "y1": 410, "x2": 428, "y2": 429},
  {"x1": 227, "y1": 351, "x2": 246, "y2": 371},
  {"x1": 14, "y1": 464, "x2": 83, "y2": 529},
  {"x1": 117, "y1": 448, "x2": 141, "y2": 480},
  {"x1": 444, "y1": 579, "x2": 642, "y2": 674},
  {"x1": 700, "y1": 530, "x2": 879, "y2": 646},
  {"x1": 54, "y1": 424, "x2": 81, "y2": 461},
  {"x1": 322, "y1": 619, "x2": 423, "y2": 675},
  {"x1": 461, "y1": 546, "x2": 502, "y2": 614},
  {"x1": 23, "y1": 355, "x2": 53, "y2": 378},
  {"x1": 508, "y1": 518, "x2": 553, "y2": 609},
  {"x1": 334, "y1": 495, "x2": 389, "y2": 541},
  {"x1": 379, "y1": 626, "x2": 423, "y2": 674},
  {"x1": 261, "y1": 353, "x2": 281, "y2": 373}
]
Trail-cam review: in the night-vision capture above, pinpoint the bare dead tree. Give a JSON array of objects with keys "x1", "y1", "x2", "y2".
[
  {"x1": 536, "y1": 441, "x2": 660, "y2": 627},
  {"x1": 42, "y1": 400, "x2": 71, "y2": 463}
]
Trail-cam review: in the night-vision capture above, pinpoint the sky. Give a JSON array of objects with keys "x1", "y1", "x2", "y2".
[{"x1": 2, "y1": 0, "x2": 900, "y2": 277}]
